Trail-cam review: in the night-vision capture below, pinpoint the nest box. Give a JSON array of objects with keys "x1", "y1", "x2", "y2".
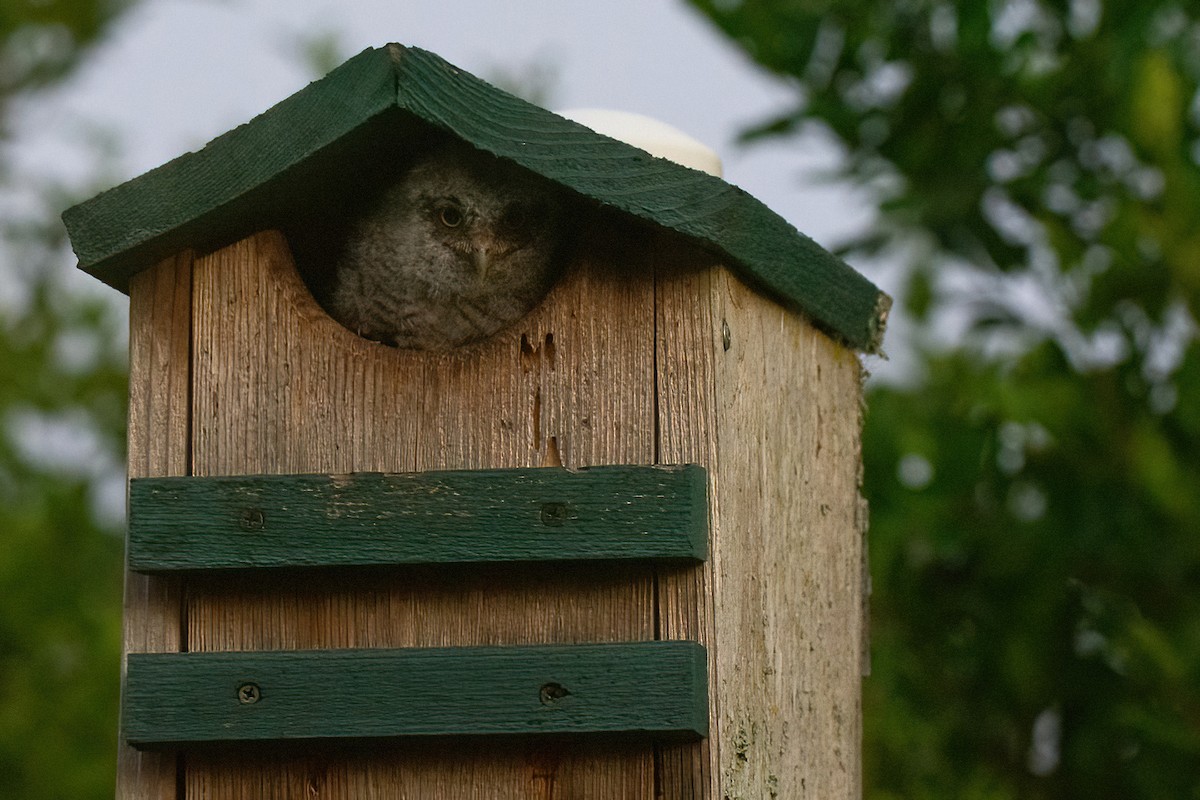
[{"x1": 64, "y1": 44, "x2": 889, "y2": 800}]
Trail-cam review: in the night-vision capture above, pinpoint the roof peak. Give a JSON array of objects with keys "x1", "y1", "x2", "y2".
[{"x1": 63, "y1": 43, "x2": 889, "y2": 352}]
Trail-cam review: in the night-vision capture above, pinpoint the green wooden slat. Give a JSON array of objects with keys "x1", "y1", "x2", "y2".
[
  {"x1": 128, "y1": 464, "x2": 708, "y2": 572},
  {"x1": 123, "y1": 641, "x2": 708, "y2": 747},
  {"x1": 62, "y1": 44, "x2": 889, "y2": 352}
]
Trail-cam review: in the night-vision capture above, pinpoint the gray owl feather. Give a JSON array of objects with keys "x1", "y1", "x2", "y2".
[{"x1": 328, "y1": 143, "x2": 568, "y2": 349}]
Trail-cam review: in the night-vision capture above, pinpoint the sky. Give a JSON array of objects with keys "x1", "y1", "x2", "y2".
[{"x1": 16, "y1": 0, "x2": 880, "y2": 253}]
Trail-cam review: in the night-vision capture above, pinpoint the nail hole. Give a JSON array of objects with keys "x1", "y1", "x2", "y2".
[
  {"x1": 540, "y1": 502, "x2": 568, "y2": 527},
  {"x1": 238, "y1": 509, "x2": 264, "y2": 531},
  {"x1": 520, "y1": 333, "x2": 537, "y2": 372},
  {"x1": 544, "y1": 332, "x2": 556, "y2": 370}
]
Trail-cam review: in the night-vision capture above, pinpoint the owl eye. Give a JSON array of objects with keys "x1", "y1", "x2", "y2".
[{"x1": 437, "y1": 204, "x2": 463, "y2": 228}]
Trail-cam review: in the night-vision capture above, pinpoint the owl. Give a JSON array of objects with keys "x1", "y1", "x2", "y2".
[{"x1": 326, "y1": 142, "x2": 569, "y2": 350}]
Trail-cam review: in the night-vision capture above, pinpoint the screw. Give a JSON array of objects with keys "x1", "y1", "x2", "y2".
[
  {"x1": 539, "y1": 682, "x2": 570, "y2": 706},
  {"x1": 238, "y1": 508, "x2": 265, "y2": 531},
  {"x1": 540, "y1": 502, "x2": 568, "y2": 527},
  {"x1": 237, "y1": 683, "x2": 261, "y2": 704},
  {"x1": 721, "y1": 319, "x2": 732, "y2": 351}
]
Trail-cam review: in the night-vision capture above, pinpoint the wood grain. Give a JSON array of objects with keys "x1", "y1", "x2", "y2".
[
  {"x1": 709, "y1": 267, "x2": 865, "y2": 798},
  {"x1": 653, "y1": 232, "x2": 721, "y2": 799},
  {"x1": 183, "y1": 228, "x2": 658, "y2": 798},
  {"x1": 121, "y1": 217, "x2": 865, "y2": 796},
  {"x1": 118, "y1": 251, "x2": 192, "y2": 799},
  {"x1": 653, "y1": 230, "x2": 865, "y2": 797}
]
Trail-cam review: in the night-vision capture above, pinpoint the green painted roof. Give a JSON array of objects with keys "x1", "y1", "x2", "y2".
[{"x1": 62, "y1": 44, "x2": 889, "y2": 352}]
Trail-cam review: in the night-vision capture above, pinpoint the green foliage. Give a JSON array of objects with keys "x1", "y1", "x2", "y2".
[
  {"x1": 863, "y1": 347, "x2": 1200, "y2": 797},
  {"x1": 0, "y1": 0, "x2": 134, "y2": 97},
  {"x1": 0, "y1": 210, "x2": 129, "y2": 800},
  {"x1": 0, "y1": 198, "x2": 130, "y2": 799},
  {"x1": 0, "y1": 480, "x2": 124, "y2": 798},
  {"x1": 688, "y1": 0, "x2": 1200, "y2": 795},
  {"x1": 0, "y1": 1, "x2": 135, "y2": 797},
  {"x1": 692, "y1": 1, "x2": 1200, "y2": 334}
]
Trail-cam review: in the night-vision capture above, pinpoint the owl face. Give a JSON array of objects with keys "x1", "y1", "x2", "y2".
[
  {"x1": 409, "y1": 174, "x2": 560, "y2": 294},
  {"x1": 330, "y1": 142, "x2": 569, "y2": 349}
]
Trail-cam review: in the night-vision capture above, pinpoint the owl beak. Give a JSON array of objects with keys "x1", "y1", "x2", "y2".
[{"x1": 473, "y1": 248, "x2": 491, "y2": 278}]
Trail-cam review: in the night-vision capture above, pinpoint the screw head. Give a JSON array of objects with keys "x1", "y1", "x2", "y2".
[
  {"x1": 540, "y1": 502, "x2": 568, "y2": 527},
  {"x1": 237, "y1": 683, "x2": 261, "y2": 704},
  {"x1": 539, "y1": 682, "x2": 570, "y2": 706},
  {"x1": 238, "y1": 508, "x2": 265, "y2": 531}
]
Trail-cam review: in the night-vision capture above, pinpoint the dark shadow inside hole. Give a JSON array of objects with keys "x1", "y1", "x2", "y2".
[{"x1": 279, "y1": 119, "x2": 588, "y2": 350}]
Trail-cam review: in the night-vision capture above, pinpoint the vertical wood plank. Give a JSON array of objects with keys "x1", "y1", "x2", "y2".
[
  {"x1": 118, "y1": 251, "x2": 192, "y2": 799},
  {"x1": 652, "y1": 232, "x2": 721, "y2": 800},
  {"x1": 655, "y1": 232, "x2": 865, "y2": 797},
  {"x1": 184, "y1": 229, "x2": 657, "y2": 798},
  {"x1": 710, "y1": 267, "x2": 865, "y2": 798}
]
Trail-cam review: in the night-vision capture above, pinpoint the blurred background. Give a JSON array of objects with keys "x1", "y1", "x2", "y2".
[{"x1": 2, "y1": 0, "x2": 1198, "y2": 796}]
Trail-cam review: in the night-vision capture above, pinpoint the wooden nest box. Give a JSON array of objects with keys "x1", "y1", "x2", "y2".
[{"x1": 64, "y1": 43, "x2": 890, "y2": 800}]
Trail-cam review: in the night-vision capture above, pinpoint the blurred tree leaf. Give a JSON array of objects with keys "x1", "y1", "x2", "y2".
[{"x1": 0, "y1": 0, "x2": 134, "y2": 101}]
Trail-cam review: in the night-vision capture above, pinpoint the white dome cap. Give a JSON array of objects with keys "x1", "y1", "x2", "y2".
[{"x1": 555, "y1": 108, "x2": 723, "y2": 178}]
